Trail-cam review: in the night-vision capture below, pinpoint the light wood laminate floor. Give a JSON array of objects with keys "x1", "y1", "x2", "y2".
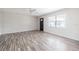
[{"x1": 0, "y1": 30, "x2": 79, "y2": 51}]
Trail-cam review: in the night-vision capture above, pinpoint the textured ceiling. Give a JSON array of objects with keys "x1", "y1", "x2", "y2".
[
  {"x1": 0, "y1": 8, "x2": 30, "y2": 14},
  {"x1": 30, "y1": 8, "x2": 63, "y2": 16},
  {"x1": 0, "y1": 8, "x2": 63, "y2": 16}
]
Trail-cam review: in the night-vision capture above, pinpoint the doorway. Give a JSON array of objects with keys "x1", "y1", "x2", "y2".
[{"x1": 40, "y1": 18, "x2": 44, "y2": 31}]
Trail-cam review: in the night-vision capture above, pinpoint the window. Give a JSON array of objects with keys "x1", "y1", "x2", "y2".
[
  {"x1": 48, "y1": 14, "x2": 65, "y2": 28},
  {"x1": 56, "y1": 14, "x2": 65, "y2": 28},
  {"x1": 48, "y1": 16, "x2": 56, "y2": 27}
]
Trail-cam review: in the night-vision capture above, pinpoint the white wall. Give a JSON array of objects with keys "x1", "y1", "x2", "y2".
[
  {"x1": 0, "y1": 12, "x2": 1, "y2": 35},
  {"x1": 0, "y1": 10, "x2": 39, "y2": 34},
  {"x1": 0, "y1": 11, "x2": 3, "y2": 35},
  {"x1": 40, "y1": 8, "x2": 79, "y2": 41}
]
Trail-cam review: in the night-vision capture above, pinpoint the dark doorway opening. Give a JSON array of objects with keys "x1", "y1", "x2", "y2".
[{"x1": 40, "y1": 18, "x2": 44, "y2": 31}]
